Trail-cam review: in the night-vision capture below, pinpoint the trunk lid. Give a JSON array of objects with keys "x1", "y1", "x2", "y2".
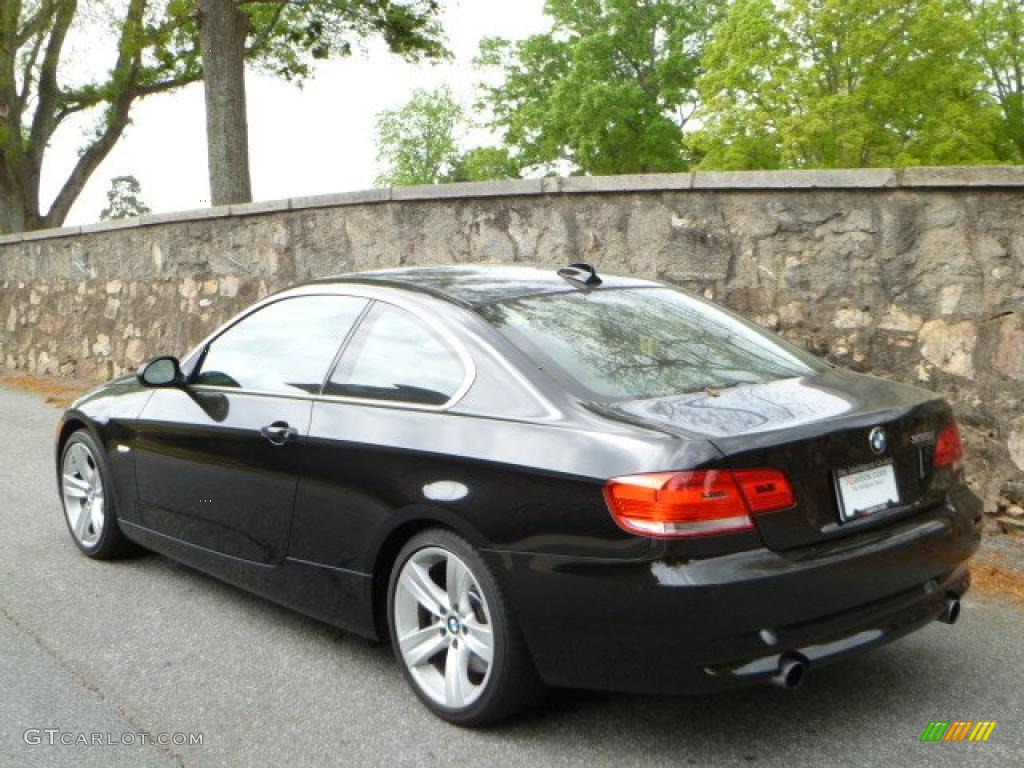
[{"x1": 608, "y1": 369, "x2": 954, "y2": 550}]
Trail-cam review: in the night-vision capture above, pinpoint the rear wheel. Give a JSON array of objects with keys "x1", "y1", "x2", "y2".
[
  {"x1": 387, "y1": 529, "x2": 545, "y2": 726},
  {"x1": 59, "y1": 430, "x2": 135, "y2": 559}
]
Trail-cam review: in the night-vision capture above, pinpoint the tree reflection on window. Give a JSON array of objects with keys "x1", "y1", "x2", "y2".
[
  {"x1": 195, "y1": 296, "x2": 368, "y2": 395},
  {"x1": 479, "y1": 288, "x2": 826, "y2": 400}
]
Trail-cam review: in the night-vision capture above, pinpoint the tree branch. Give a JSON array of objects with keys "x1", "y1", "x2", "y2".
[
  {"x1": 43, "y1": 98, "x2": 133, "y2": 228},
  {"x1": 235, "y1": 1, "x2": 313, "y2": 6},
  {"x1": 14, "y1": 0, "x2": 59, "y2": 47},
  {"x1": 131, "y1": 72, "x2": 205, "y2": 97},
  {"x1": 42, "y1": 0, "x2": 148, "y2": 227},
  {"x1": 60, "y1": 68, "x2": 204, "y2": 116},
  {"x1": 28, "y1": 0, "x2": 76, "y2": 165},
  {"x1": 245, "y1": 1, "x2": 287, "y2": 55},
  {"x1": 16, "y1": 25, "x2": 46, "y2": 113}
]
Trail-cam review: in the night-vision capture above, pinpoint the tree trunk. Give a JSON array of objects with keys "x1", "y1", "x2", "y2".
[
  {"x1": 198, "y1": 0, "x2": 253, "y2": 206},
  {"x1": 0, "y1": 182, "x2": 24, "y2": 234},
  {"x1": 0, "y1": 161, "x2": 41, "y2": 233}
]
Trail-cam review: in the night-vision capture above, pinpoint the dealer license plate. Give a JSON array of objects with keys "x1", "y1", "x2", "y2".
[{"x1": 835, "y1": 462, "x2": 900, "y2": 521}]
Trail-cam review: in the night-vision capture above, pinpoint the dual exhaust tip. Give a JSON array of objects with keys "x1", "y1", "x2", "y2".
[
  {"x1": 769, "y1": 596, "x2": 960, "y2": 690},
  {"x1": 767, "y1": 595, "x2": 961, "y2": 690}
]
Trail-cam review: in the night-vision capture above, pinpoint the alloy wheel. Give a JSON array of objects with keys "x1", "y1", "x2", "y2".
[
  {"x1": 62, "y1": 441, "x2": 105, "y2": 548},
  {"x1": 393, "y1": 546, "x2": 495, "y2": 709}
]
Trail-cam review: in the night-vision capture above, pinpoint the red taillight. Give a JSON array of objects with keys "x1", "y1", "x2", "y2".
[
  {"x1": 934, "y1": 422, "x2": 964, "y2": 471},
  {"x1": 733, "y1": 468, "x2": 797, "y2": 513},
  {"x1": 604, "y1": 468, "x2": 795, "y2": 538}
]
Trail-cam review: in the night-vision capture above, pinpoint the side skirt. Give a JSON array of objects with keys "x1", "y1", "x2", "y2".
[{"x1": 119, "y1": 520, "x2": 378, "y2": 640}]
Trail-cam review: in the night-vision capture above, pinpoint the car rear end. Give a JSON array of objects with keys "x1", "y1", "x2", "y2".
[{"x1": 476, "y1": 280, "x2": 982, "y2": 694}]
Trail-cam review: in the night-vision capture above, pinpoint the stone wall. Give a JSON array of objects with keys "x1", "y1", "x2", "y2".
[{"x1": 1, "y1": 168, "x2": 1022, "y2": 518}]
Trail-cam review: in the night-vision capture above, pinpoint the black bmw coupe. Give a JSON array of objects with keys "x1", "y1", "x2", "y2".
[{"x1": 56, "y1": 264, "x2": 981, "y2": 725}]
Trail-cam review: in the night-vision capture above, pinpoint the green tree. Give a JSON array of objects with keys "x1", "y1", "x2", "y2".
[
  {"x1": 965, "y1": 0, "x2": 1024, "y2": 161},
  {"x1": 374, "y1": 87, "x2": 519, "y2": 186},
  {"x1": 448, "y1": 146, "x2": 521, "y2": 182},
  {"x1": 0, "y1": 0, "x2": 201, "y2": 232},
  {"x1": 0, "y1": 1, "x2": 445, "y2": 232},
  {"x1": 696, "y1": 0, "x2": 1002, "y2": 170},
  {"x1": 198, "y1": 0, "x2": 446, "y2": 206},
  {"x1": 374, "y1": 87, "x2": 463, "y2": 186},
  {"x1": 99, "y1": 175, "x2": 151, "y2": 219},
  {"x1": 477, "y1": 0, "x2": 722, "y2": 175}
]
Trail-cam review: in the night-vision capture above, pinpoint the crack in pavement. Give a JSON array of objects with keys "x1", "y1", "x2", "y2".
[{"x1": 0, "y1": 603, "x2": 188, "y2": 768}]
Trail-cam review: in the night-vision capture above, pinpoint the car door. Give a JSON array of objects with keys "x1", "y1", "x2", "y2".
[
  {"x1": 132, "y1": 294, "x2": 369, "y2": 564},
  {"x1": 288, "y1": 300, "x2": 473, "y2": 571}
]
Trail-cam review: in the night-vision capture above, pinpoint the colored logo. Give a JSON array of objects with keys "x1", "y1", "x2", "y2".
[
  {"x1": 869, "y1": 427, "x2": 887, "y2": 455},
  {"x1": 920, "y1": 721, "x2": 997, "y2": 742}
]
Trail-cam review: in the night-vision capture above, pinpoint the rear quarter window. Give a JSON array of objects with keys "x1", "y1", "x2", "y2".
[{"x1": 325, "y1": 303, "x2": 466, "y2": 406}]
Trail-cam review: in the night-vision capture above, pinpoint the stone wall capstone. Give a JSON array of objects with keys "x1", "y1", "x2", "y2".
[{"x1": 1, "y1": 168, "x2": 1022, "y2": 517}]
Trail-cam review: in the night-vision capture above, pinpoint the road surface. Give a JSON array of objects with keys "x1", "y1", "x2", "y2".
[{"x1": 1, "y1": 384, "x2": 1020, "y2": 767}]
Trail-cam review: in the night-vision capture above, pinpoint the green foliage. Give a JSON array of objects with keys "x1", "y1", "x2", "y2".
[
  {"x1": 99, "y1": 175, "x2": 151, "y2": 220},
  {"x1": 477, "y1": 0, "x2": 723, "y2": 175},
  {"x1": 374, "y1": 87, "x2": 464, "y2": 186},
  {"x1": 0, "y1": 0, "x2": 447, "y2": 231},
  {"x1": 240, "y1": 0, "x2": 447, "y2": 82},
  {"x1": 374, "y1": 87, "x2": 520, "y2": 186},
  {"x1": 696, "y1": 0, "x2": 1003, "y2": 169},
  {"x1": 448, "y1": 146, "x2": 522, "y2": 182},
  {"x1": 964, "y1": 0, "x2": 1024, "y2": 161}
]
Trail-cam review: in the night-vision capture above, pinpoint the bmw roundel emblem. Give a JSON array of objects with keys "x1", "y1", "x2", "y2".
[{"x1": 869, "y1": 427, "x2": 887, "y2": 455}]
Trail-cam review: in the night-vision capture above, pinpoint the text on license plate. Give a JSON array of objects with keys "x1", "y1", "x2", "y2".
[{"x1": 835, "y1": 462, "x2": 900, "y2": 521}]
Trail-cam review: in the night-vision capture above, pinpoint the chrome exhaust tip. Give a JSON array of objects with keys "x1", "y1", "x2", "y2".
[
  {"x1": 938, "y1": 596, "x2": 961, "y2": 625},
  {"x1": 771, "y1": 654, "x2": 807, "y2": 690}
]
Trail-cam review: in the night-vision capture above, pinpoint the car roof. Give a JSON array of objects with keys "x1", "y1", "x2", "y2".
[{"x1": 314, "y1": 264, "x2": 661, "y2": 308}]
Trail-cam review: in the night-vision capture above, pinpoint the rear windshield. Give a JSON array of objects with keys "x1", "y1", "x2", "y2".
[{"x1": 478, "y1": 287, "x2": 827, "y2": 400}]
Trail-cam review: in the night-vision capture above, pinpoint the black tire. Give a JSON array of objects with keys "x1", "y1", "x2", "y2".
[
  {"x1": 387, "y1": 528, "x2": 546, "y2": 726},
  {"x1": 59, "y1": 429, "x2": 137, "y2": 559}
]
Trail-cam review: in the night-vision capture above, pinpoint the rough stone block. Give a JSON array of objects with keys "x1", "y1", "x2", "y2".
[
  {"x1": 901, "y1": 166, "x2": 1024, "y2": 187},
  {"x1": 693, "y1": 168, "x2": 897, "y2": 189},
  {"x1": 557, "y1": 173, "x2": 693, "y2": 193},
  {"x1": 290, "y1": 188, "x2": 392, "y2": 209},
  {"x1": 391, "y1": 179, "x2": 542, "y2": 201}
]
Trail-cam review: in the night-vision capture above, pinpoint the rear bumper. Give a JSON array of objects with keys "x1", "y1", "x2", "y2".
[{"x1": 483, "y1": 490, "x2": 981, "y2": 694}]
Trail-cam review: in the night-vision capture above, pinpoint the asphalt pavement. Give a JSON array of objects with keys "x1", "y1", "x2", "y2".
[{"x1": 0, "y1": 384, "x2": 1021, "y2": 767}]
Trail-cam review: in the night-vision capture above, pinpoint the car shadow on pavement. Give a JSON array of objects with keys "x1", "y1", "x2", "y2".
[{"x1": 110, "y1": 549, "x2": 1009, "y2": 763}]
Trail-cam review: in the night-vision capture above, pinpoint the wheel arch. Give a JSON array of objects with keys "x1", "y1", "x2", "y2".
[
  {"x1": 57, "y1": 411, "x2": 87, "y2": 441},
  {"x1": 55, "y1": 413, "x2": 92, "y2": 477},
  {"x1": 368, "y1": 506, "x2": 491, "y2": 642},
  {"x1": 54, "y1": 413, "x2": 135, "y2": 532}
]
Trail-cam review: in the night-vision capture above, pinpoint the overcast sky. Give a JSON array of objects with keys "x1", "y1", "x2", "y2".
[{"x1": 44, "y1": 0, "x2": 549, "y2": 226}]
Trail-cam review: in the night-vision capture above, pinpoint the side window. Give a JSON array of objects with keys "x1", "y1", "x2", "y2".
[
  {"x1": 195, "y1": 296, "x2": 368, "y2": 395},
  {"x1": 325, "y1": 303, "x2": 466, "y2": 406}
]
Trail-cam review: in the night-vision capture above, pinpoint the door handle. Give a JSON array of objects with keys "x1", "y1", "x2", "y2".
[{"x1": 261, "y1": 421, "x2": 297, "y2": 446}]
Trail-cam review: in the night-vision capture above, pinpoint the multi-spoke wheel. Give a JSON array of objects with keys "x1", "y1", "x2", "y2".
[
  {"x1": 59, "y1": 430, "x2": 134, "y2": 559},
  {"x1": 387, "y1": 529, "x2": 545, "y2": 726},
  {"x1": 62, "y1": 441, "x2": 106, "y2": 548}
]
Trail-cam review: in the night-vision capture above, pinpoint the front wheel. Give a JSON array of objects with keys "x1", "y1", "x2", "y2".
[
  {"x1": 59, "y1": 430, "x2": 135, "y2": 559},
  {"x1": 387, "y1": 529, "x2": 545, "y2": 726}
]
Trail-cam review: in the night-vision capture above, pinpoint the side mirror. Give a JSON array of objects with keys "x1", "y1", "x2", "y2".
[{"x1": 137, "y1": 356, "x2": 184, "y2": 388}]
